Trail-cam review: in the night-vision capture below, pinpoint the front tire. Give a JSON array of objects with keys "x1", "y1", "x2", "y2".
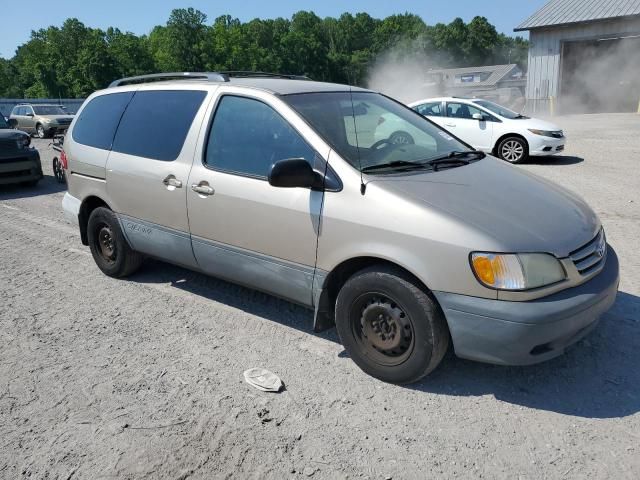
[
  {"x1": 497, "y1": 136, "x2": 528, "y2": 163},
  {"x1": 335, "y1": 266, "x2": 449, "y2": 384},
  {"x1": 36, "y1": 124, "x2": 47, "y2": 139},
  {"x1": 87, "y1": 207, "x2": 142, "y2": 278}
]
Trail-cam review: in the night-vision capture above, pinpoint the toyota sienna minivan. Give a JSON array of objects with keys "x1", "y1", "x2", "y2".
[{"x1": 61, "y1": 72, "x2": 619, "y2": 384}]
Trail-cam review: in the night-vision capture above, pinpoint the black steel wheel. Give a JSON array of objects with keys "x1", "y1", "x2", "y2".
[
  {"x1": 349, "y1": 293, "x2": 415, "y2": 367},
  {"x1": 87, "y1": 207, "x2": 142, "y2": 278},
  {"x1": 336, "y1": 265, "x2": 450, "y2": 384}
]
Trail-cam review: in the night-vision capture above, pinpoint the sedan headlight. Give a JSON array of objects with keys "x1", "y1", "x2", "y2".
[
  {"x1": 470, "y1": 252, "x2": 566, "y2": 290},
  {"x1": 528, "y1": 129, "x2": 563, "y2": 138}
]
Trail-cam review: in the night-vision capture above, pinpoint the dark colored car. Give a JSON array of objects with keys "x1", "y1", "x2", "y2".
[{"x1": 1, "y1": 116, "x2": 42, "y2": 186}]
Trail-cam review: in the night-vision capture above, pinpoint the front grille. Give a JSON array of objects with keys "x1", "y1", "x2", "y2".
[
  {"x1": 57, "y1": 119, "x2": 72, "y2": 125},
  {"x1": 0, "y1": 169, "x2": 32, "y2": 179},
  {"x1": 569, "y1": 229, "x2": 606, "y2": 276}
]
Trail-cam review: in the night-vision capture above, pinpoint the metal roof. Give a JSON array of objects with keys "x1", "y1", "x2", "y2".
[
  {"x1": 515, "y1": 0, "x2": 640, "y2": 31},
  {"x1": 427, "y1": 64, "x2": 520, "y2": 87}
]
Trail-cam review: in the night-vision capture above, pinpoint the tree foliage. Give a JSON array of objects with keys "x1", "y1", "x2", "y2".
[{"x1": 0, "y1": 9, "x2": 528, "y2": 98}]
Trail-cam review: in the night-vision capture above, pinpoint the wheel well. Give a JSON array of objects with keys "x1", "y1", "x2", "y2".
[
  {"x1": 79, "y1": 196, "x2": 110, "y2": 245},
  {"x1": 314, "y1": 257, "x2": 430, "y2": 332},
  {"x1": 493, "y1": 133, "x2": 529, "y2": 156}
]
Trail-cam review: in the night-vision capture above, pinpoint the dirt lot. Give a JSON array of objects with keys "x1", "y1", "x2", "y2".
[{"x1": 1, "y1": 114, "x2": 639, "y2": 479}]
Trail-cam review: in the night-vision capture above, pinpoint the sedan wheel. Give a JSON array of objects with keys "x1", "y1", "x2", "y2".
[{"x1": 498, "y1": 137, "x2": 527, "y2": 164}]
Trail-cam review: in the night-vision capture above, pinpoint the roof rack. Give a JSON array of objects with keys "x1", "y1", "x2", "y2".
[
  {"x1": 109, "y1": 72, "x2": 230, "y2": 88},
  {"x1": 108, "y1": 71, "x2": 312, "y2": 88},
  {"x1": 221, "y1": 71, "x2": 311, "y2": 81}
]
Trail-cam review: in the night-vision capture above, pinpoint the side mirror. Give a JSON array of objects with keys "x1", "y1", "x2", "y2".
[
  {"x1": 26, "y1": 112, "x2": 34, "y2": 117},
  {"x1": 268, "y1": 158, "x2": 323, "y2": 190},
  {"x1": 7, "y1": 118, "x2": 18, "y2": 128},
  {"x1": 472, "y1": 113, "x2": 485, "y2": 121}
]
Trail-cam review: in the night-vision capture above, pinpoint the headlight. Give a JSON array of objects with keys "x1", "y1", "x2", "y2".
[
  {"x1": 470, "y1": 252, "x2": 566, "y2": 290},
  {"x1": 17, "y1": 136, "x2": 31, "y2": 149},
  {"x1": 528, "y1": 129, "x2": 562, "y2": 138}
]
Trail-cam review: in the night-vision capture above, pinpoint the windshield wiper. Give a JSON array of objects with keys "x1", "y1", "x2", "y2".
[
  {"x1": 361, "y1": 160, "x2": 429, "y2": 173},
  {"x1": 426, "y1": 151, "x2": 485, "y2": 171}
]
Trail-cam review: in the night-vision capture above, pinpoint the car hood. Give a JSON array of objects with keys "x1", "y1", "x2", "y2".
[
  {"x1": 513, "y1": 117, "x2": 562, "y2": 131},
  {"x1": 0, "y1": 128, "x2": 29, "y2": 140},
  {"x1": 369, "y1": 156, "x2": 599, "y2": 257}
]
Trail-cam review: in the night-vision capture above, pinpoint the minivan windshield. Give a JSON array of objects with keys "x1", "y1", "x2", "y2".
[
  {"x1": 33, "y1": 105, "x2": 67, "y2": 115},
  {"x1": 284, "y1": 92, "x2": 473, "y2": 173},
  {"x1": 472, "y1": 100, "x2": 527, "y2": 120}
]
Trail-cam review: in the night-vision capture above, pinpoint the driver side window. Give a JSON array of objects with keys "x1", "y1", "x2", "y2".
[
  {"x1": 205, "y1": 95, "x2": 316, "y2": 178},
  {"x1": 446, "y1": 102, "x2": 494, "y2": 121}
]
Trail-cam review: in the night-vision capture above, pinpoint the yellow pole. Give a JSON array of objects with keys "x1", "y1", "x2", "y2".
[{"x1": 637, "y1": 96, "x2": 640, "y2": 114}]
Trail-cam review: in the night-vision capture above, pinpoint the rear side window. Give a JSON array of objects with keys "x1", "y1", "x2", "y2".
[
  {"x1": 112, "y1": 90, "x2": 207, "y2": 161},
  {"x1": 72, "y1": 92, "x2": 133, "y2": 150},
  {"x1": 414, "y1": 102, "x2": 443, "y2": 117},
  {"x1": 205, "y1": 95, "x2": 315, "y2": 178}
]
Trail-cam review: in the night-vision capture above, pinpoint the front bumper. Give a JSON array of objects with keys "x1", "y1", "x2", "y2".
[
  {"x1": 0, "y1": 149, "x2": 42, "y2": 185},
  {"x1": 62, "y1": 192, "x2": 81, "y2": 226},
  {"x1": 434, "y1": 246, "x2": 619, "y2": 366},
  {"x1": 528, "y1": 135, "x2": 566, "y2": 156}
]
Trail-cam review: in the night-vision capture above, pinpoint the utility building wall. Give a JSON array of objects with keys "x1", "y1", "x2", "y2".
[{"x1": 525, "y1": 17, "x2": 640, "y2": 115}]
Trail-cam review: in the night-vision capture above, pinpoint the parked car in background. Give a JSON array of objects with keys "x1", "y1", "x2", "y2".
[
  {"x1": 62, "y1": 72, "x2": 617, "y2": 384},
  {"x1": 0, "y1": 116, "x2": 42, "y2": 186},
  {"x1": 9, "y1": 103, "x2": 75, "y2": 138},
  {"x1": 409, "y1": 97, "x2": 566, "y2": 163}
]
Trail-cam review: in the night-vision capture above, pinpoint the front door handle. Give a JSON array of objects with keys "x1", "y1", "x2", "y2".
[
  {"x1": 163, "y1": 175, "x2": 182, "y2": 188},
  {"x1": 445, "y1": 122, "x2": 456, "y2": 127},
  {"x1": 191, "y1": 183, "x2": 215, "y2": 196}
]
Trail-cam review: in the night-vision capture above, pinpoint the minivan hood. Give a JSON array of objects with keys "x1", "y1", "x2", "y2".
[{"x1": 370, "y1": 157, "x2": 599, "y2": 257}]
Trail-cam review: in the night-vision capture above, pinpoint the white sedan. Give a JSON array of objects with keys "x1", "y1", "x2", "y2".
[{"x1": 408, "y1": 97, "x2": 566, "y2": 163}]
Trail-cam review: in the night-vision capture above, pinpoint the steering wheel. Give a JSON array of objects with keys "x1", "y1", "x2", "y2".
[{"x1": 370, "y1": 138, "x2": 393, "y2": 150}]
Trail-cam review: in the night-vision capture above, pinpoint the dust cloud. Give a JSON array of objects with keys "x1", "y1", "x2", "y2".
[{"x1": 366, "y1": 45, "x2": 443, "y2": 104}]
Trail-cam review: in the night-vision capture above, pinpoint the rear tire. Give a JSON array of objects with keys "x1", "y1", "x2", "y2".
[
  {"x1": 497, "y1": 136, "x2": 528, "y2": 163},
  {"x1": 389, "y1": 131, "x2": 415, "y2": 145},
  {"x1": 87, "y1": 207, "x2": 142, "y2": 278},
  {"x1": 335, "y1": 266, "x2": 449, "y2": 384}
]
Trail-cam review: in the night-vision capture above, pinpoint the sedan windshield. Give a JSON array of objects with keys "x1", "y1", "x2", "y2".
[
  {"x1": 33, "y1": 105, "x2": 67, "y2": 115},
  {"x1": 284, "y1": 91, "x2": 473, "y2": 173},
  {"x1": 472, "y1": 100, "x2": 527, "y2": 120}
]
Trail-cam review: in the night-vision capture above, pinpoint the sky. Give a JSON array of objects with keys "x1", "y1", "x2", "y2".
[{"x1": 0, "y1": 0, "x2": 549, "y2": 59}]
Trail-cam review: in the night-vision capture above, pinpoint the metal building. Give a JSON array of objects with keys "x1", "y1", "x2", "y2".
[{"x1": 516, "y1": 0, "x2": 640, "y2": 114}]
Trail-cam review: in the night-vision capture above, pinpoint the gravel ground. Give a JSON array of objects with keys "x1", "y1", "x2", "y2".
[{"x1": 1, "y1": 114, "x2": 639, "y2": 479}]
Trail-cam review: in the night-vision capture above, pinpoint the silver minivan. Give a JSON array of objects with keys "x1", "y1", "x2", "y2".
[{"x1": 62, "y1": 72, "x2": 619, "y2": 384}]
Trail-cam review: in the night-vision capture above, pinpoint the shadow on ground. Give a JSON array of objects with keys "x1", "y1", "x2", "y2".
[
  {"x1": 0, "y1": 174, "x2": 66, "y2": 199},
  {"x1": 131, "y1": 259, "x2": 639, "y2": 419},
  {"x1": 525, "y1": 155, "x2": 584, "y2": 166}
]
